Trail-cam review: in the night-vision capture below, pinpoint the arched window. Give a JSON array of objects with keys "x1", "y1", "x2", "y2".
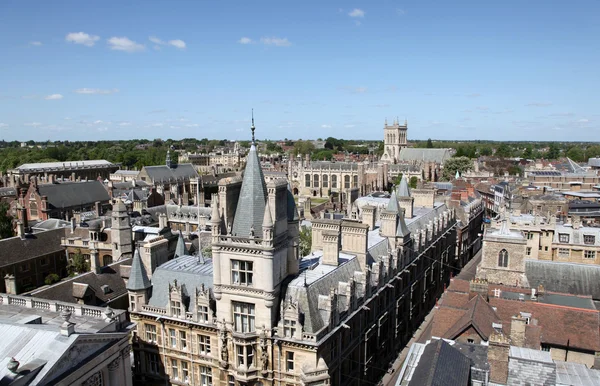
[
  {"x1": 322, "y1": 174, "x2": 329, "y2": 188},
  {"x1": 331, "y1": 175, "x2": 338, "y2": 189},
  {"x1": 30, "y1": 202, "x2": 38, "y2": 218},
  {"x1": 305, "y1": 174, "x2": 311, "y2": 188},
  {"x1": 344, "y1": 175, "x2": 351, "y2": 189},
  {"x1": 353, "y1": 175, "x2": 358, "y2": 188},
  {"x1": 313, "y1": 174, "x2": 319, "y2": 188},
  {"x1": 498, "y1": 249, "x2": 509, "y2": 267}
]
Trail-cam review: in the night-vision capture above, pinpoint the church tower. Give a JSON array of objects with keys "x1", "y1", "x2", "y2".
[
  {"x1": 382, "y1": 118, "x2": 408, "y2": 163},
  {"x1": 111, "y1": 198, "x2": 133, "y2": 260}
]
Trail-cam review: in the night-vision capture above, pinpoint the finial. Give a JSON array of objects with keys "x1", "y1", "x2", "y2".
[
  {"x1": 405, "y1": 117, "x2": 407, "y2": 126},
  {"x1": 251, "y1": 109, "x2": 256, "y2": 144}
]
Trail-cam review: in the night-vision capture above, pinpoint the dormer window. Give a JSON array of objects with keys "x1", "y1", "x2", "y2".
[
  {"x1": 559, "y1": 233, "x2": 569, "y2": 243},
  {"x1": 171, "y1": 300, "x2": 182, "y2": 317},
  {"x1": 283, "y1": 319, "x2": 297, "y2": 338},
  {"x1": 584, "y1": 235, "x2": 595, "y2": 245}
]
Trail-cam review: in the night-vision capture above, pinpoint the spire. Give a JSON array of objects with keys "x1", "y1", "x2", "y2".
[
  {"x1": 262, "y1": 200, "x2": 273, "y2": 228},
  {"x1": 251, "y1": 109, "x2": 256, "y2": 144},
  {"x1": 286, "y1": 183, "x2": 299, "y2": 221},
  {"x1": 396, "y1": 208, "x2": 411, "y2": 237},
  {"x1": 126, "y1": 248, "x2": 151, "y2": 291},
  {"x1": 386, "y1": 190, "x2": 400, "y2": 213},
  {"x1": 397, "y1": 175, "x2": 411, "y2": 197},
  {"x1": 174, "y1": 230, "x2": 188, "y2": 258},
  {"x1": 166, "y1": 149, "x2": 172, "y2": 168},
  {"x1": 211, "y1": 196, "x2": 220, "y2": 224},
  {"x1": 231, "y1": 117, "x2": 268, "y2": 237}
]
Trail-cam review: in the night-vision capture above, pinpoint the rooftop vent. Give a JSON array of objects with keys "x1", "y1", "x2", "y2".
[{"x1": 101, "y1": 284, "x2": 112, "y2": 294}]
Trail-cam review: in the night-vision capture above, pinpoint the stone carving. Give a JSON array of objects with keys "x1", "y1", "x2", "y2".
[
  {"x1": 107, "y1": 357, "x2": 121, "y2": 371},
  {"x1": 82, "y1": 371, "x2": 103, "y2": 386},
  {"x1": 219, "y1": 320, "x2": 229, "y2": 368},
  {"x1": 260, "y1": 330, "x2": 269, "y2": 373}
]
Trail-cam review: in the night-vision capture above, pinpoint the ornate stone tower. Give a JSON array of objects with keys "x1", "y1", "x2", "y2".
[
  {"x1": 382, "y1": 118, "x2": 408, "y2": 163},
  {"x1": 111, "y1": 198, "x2": 133, "y2": 260}
]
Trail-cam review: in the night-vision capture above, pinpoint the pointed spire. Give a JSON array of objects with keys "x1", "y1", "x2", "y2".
[
  {"x1": 211, "y1": 196, "x2": 220, "y2": 223},
  {"x1": 174, "y1": 230, "x2": 188, "y2": 258},
  {"x1": 127, "y1": 248, "x2": 151, "y2": 291},
  {"x1": 396, "y1": 208, "x2": 411, "y2": 237},
  {"x1": 263, "y1": 200, "x2": 273, "y2": 228},
  {"x1": 287, "y1": 182, "x2": 299, "y2": 221},
  {"x1": 397, "y1": 175, "x2": 411, "y2": 197},
  {"x1": 166, "y1": 149, "x2": 172, "y2": 168},
  {"x1": 386, "y1": 190, "x2": 400, "y2": 213},
  {"x1": 251, "y1": 109, "x2": 256, "y2": 144}
]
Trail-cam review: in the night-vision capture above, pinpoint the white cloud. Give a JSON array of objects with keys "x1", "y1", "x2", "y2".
[
  {"x1": 25, "y1": 122, "x2": 42, "y2": 127},
  {"x1": 238, "y1": 37, "x2": 253, "y2": 44},
  {"x1": 260, "y1": 37, "x2": 292, "y2": 47},
  {"x1": 74, "y1": 88, "x2": 119, "y2": 95},
  {"x1": 169, "y1": 39, "x2": 186, "y2": 49},
  {"x1": 321, "y1": 124, "x2": 332, "y2": 129},
  {"x1": 185, "y1": 123, "x2": 200, "y2": 128},
  {"x1": 151, "y1": 123, "x2": 163, "y2": 127},
  {"x1": 348, "y1": 8, "x2": 365, "y2": 18},
  {"x1": 66, "y1": 32, "x2": 100, "y2": 47},
  {"x1": 29, "y1": 41, "x2": 42, "y2": 46},
  {"x1": 45, "y1": 94, "x2": 63, "y2": 100},
  {"x1": 97, "y1": 127, "x2": 109, "y2": 132},
  {"x1": 107, "y1": 37, "x2": 145, "y2": 52},
  {"x1": 0, "y1": 123, "x2": 8, "y2": 128},
  {"x1": 64, "y1": 117, "x2": 71, "y2": 120},
  {"x1": 149, "y1": 36, "x2": 164, "y2": 45},
  {"x1": 93, "y1": 120, "x2": 104, "y2": 124},
  {"x1": 526, "y1": 102, "x2": 552, "y2": 107}
]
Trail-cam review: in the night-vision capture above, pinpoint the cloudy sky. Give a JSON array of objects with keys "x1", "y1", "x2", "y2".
[{"x1": 0, "y1": 0, "x2": 598, "y2": 141}]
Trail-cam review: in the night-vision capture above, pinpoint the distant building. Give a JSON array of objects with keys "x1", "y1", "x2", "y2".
[
  {"x1": 0, "y1": 292, "x2": 132, "y2": 385},
  {"x1": 381, "y1": 118, "x2": 408, "y2": 163},
  {"x1": 6, "y1": 159, "x2": 119, "y2": 185}
]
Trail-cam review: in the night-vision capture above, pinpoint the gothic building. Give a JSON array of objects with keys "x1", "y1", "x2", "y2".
[
  {"x1": 381, "y1": 118, "x2": 408, "y2": 164},
  {"x1": 128, "y1": 121, "x2": 457, "y2": 386}
]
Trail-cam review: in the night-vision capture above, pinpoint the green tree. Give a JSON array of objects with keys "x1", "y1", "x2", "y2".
[
  {"x1": 293, "y1": 140, "x2": 315, "y2": 156},
  {"x1": 566, "y1": 146, "x2": 585, "y2": 162},
  {"x1": 409, "y1": 176, "x2": 418, "y2": 189},
  {"x1": 426, "y1": 138, "x2": 434, "y2": 148},
  {"x1": 508, "y1": 165, "x2": 522, "y2": 176},
  {"x1": 479, "y1": 146, "x2": 492, "y2": 156},
  {"x1": 494, "y1": 143, "x2": 512, "y2": 158},
  {"x1": 0, "y1": 202, "x2": 13, "y2": 239},
  {"x1": 68, "y1": 249, "x2": 89, "y2": 276},
  {"x1": 299, "y1": 225, "x2": 312, "y2": 257},
  {"x1": 443, "y1": 156, "x2": 472, "y2": 180},
  {"x1": 522, "y1": 147, "x2": 533, "y2": 159},
  {"x1": 45, "y1": 273, "x2": 60, "y2": 285},
  {"x1": 546, "y1": 143, "x2": 560, "y2": 159}
]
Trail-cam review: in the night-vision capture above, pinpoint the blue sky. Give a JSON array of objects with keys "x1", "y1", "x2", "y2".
[{"x1": 0, "y1": 0, "x2": 598, "y2": 142}]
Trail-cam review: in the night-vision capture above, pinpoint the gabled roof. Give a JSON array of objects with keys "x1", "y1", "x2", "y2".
[
  {"x1": 398, "y1": 148, "x2": 453, "y2": 164},
  {"x1": 232, "y1": 144, "x2": 267, "y2": 237},
  {"x1": 127, "y1": 249, "x2": 151, "y2": 291},
  {"x1": 444, "y1": 294, "x2": 501, "y2": 341},
  {"x1": 142, "y1": 163, "x2": 198, "y2": 183},
  {"x1": 0, "y1": 228, "x2": 65, "y2": 267},
  {"x1": 408, "y1": 339, "x2": 471, "y2": 386},
  {"x1": 37, "y1": 181, "x2": 110, "y2": 209}
]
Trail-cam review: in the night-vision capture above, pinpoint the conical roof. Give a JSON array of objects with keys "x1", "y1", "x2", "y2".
[
  {"x1": 286, "y1": 184, "x2": 299, "y2": 221},
  {"x1": 232, "y1": 143, "x2": 268, "y2": 237},
  {"x1": 174, "y1": 230, "x2": 188, "y2": 258},
  {"x1": 397, "y1": 176, "x2": 411, "y2": 197},
  {"x1": 386, "y1": 190, "x2": 400, "y2": 213},
  {"x1": 396, "y1": 209, "x2": 411, "y2": 237},
  {"x1": 126, "y1": 249, "x2": 151, "y2": 291},
  {"x1": 263, "y1": 200, "x2": 273, "y2": 227}
]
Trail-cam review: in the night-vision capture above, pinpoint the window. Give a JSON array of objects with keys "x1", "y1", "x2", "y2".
[
  {"x1": 199, "y1": 366, "x2": 212, "y2": 386},
  {"x1": 584, "y1": 235, "x2": 596, "y2": 245},
  {"x1": 145, "y1": 323, "x2": 157, "y2": 343},
  {"x1": 544, "y1": 246, "x2": 548, "y2": 251},
  {"x1": 344, "y1": 175, "x2": 350, "y2": 189},
  {"x1": 129, "y1": 295, "x2": 136, "y2": 311},
  {"x1": 332, "y1": 175, "x2": 337, "y2": 189},
  {"x1": 526, "y1": 232, "x2": 533, "y2": 240},
  {"x1": 236, "y1": 345, "x2": 255, "y2": 367},
  {"x1": 20, "y1": 263, "x2": 30, "y2": 272},
  {"x1": 305, "y1": 174, "x2": 311, "y2": 188},
  {"x1": 180, "y1": 330, "x2": 188, "y2": 350},
  {"x1": 40, "y1": 257, "x2": 48, "y2": 266},
  {"x1": 322, "y1": 174, "x2": 329, "y2": 188},
  {"x1": 313, "y1": 174, "x2": 319, "y2": 188},
  {"x1": 559, "y1": 233, "x2": 569, "y2": 243},
  {"x1": 181, "y1": 361, "x2": 189, "y2": 383},
  {"x1": 585, "y1": 250, "x2": 596, "y2": 259},
  {"x1": 198, "y1": 305, "x2": 210, "y2": 322},
  {"x1": 169, "y1": 328, "x2": 177, "y2": 347},
  {"x1": 283, "y1": 319, "x2": 296, "y2": 338},
  {"x1": 231, "y1": 260, "x2": 253, "y2": 285},
  {"x1": 148, "y1": 353, "x2": 160, "y2": 374},
  {"x1": 171, "y1": 300, "x2": 182, "y2": 317},
  {"x1": 286, "y1": 351, "x2": 294, "y2": 372},
  {"x1": 541, "y1": 345, "x2": 550, "y2": 352},
  {"x1": 498, "y1": 249, "x2": 508, "y2": 267},
  {"x1": 171, "y1": 358, "x2": 179, "y2": 380},
  {"x1": 233, "y1": 302, "x2": 255, "y2": 333},
  {"x1": 526, "y1": 247, "x2": 532, "y2": 256},
  {"x1": 198, "y1": 334, "x2": 211, "y2": 355},
  {"x1": 559, "y1": 248, "x2": 570, "y2": 258},
  {"x1": 228, "y1": 375, "x2": 235, "y2": 386},
  {"x1": 467, "y1": 339, "x2": 474, "y2": 344},
  {"x1": 353, "y1": 175, "x2": 358, "y2": 188}
]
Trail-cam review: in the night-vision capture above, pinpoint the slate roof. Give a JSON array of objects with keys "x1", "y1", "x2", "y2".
[
  {"x1": 232, "y1": 144, "x2": 268, "y2": 237},
  {"x1": 554, "y1": 360, "x2": 600, "y2": 385},
  {"x1": 398, "y1": 148, "x2": 453, "y2": 164},
  {"x1": 386, "y1": 190, "x2": 400, "y2": 213},
  {"x1": 15, "y1": 159, "x2": 116, "y2": 171},
  {"x1": 147, "y1": 255, "x2": 214, "y2": 312},
  {"x1": 408, "y1": 339, "x2": 471, "y2": 386},
  {"x1": 30, "y1": 258, "x2": 131, "y2": 306},
  {"x1": 397, "y1": 176, "x2": 411, "y2": 197},
  {"x1": 174, "y1": 230, "x2": 189, "y2": 258},
  {"x1": 142, "y1": 163, "x2": 198, "y2": 183},
  {"x1": 37, "y1": 181, "x2": 110, "y2": 209},
  {"x1": 526, "y1": 260, "x2": 600, "y2": 300},
  {"x1": 127, "y1": 249, "x2": 151, "y2": 291},
  {"x1": 0, "y1": 228, "x2": 65, "y2": 267}
]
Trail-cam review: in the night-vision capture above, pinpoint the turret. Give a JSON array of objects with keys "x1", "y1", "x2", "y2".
[
  {"x1": 262, "y1": 200, "x2": 274, "y2": 245},
  {"x1": 126, "y1": 248, "x2": 152, "y2": 312}
]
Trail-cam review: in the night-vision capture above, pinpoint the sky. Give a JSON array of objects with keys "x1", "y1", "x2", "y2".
[{"x1": 0, "y1": 0, "x2": 599, "y2": 142}]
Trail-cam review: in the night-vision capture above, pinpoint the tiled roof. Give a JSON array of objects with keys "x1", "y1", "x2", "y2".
[
  {"x1": 408, "y1": 339, "x2": 471, "y2": 386},
  {"x1": 142, "y1": 163, "x2": 198, "y2": 183},
  {"x1": 526, "y1": 260, "x2": 600, "y2": 300},
  {"x1": 398, "y1": 148, "x2": 453, "y2": 164},
  {"x1": 0, "y1": 228, "x2": 65, "y2": 267},
  {"x1": 38, "y1": 181, "x2": 110, "y2": 209},
  {"x1": 231, "y1": 144, "x2": 267, "y2": 237},
  {"x1": 443, "y1": 295, "x2": 502, "y2": 341}
]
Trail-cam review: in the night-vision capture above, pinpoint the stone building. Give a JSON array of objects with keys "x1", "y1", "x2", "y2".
[
  {"x1": 0, "y1": 292, "x2": 132, "y2": 386},
  {"x1": 381, "y1": 118, "x2": 408, "y2": 164},
  {"x1": 127, "y1": 123, "x2": 458, "y2": 386},
  {"x1": 5, "y1": 159, "x2": 119, "y2": 186}
]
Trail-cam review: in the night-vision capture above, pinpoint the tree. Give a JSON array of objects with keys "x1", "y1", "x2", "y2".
[
  {"x1": 494, "y1": 144, "x2": 512, "y2": 158},
  {"x1": 426, "y1": 138, "x2": 434, "y2": 148},
  {"x1": 68, "y1": 249, "x2": 89, "y2": 276},
  {"x1": 479, "y1": 146, "x2": 492, "y2": 156},
  {"x1": 0, "y1": 202, "x2": 13, "y2": 239},
  {"x1": 45, "y1": 273, "x2": 60, "y2": 285},
  {"x1": 293, "y1": 140, "x2": 315, "y2": 156},
  {"x1": 299, "y1": 225, "x2": 312, "y2": 257},
  {"x1": 394, "y1": 173, "x2": 403, "y2": 186},
  {"x1": 546, "y1": 143, "x2": 560, "y2": 160},
  {"x1": 409, "y1": 176, "x2": 418, "y2": 189},
  {"x1": 508, "y1": 165, "x2": 522, "y2": 176},
  {"x1": 566, "y1": 146, "x2": 585, "y2": 162},
  {"x1": 442, "y1": 156, "x2": 472, "y2": 180},
  {"x1": 522, "y1": 147, "x2": 533, "y2": 159}
]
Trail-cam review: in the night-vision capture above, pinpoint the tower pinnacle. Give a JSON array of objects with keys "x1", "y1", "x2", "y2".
[{"x1": 251, "y1": 109, "x2": 255, "y2": 144}]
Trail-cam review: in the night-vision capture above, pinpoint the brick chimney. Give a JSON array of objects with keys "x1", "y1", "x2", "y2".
[
  {"x1": 510, "y1": 314, "x2": 527, "y2": 347},
  {"x1": 488, "y1": 331, "x2": 510, "y2": 384}
]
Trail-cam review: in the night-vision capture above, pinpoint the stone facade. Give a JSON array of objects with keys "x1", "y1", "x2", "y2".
[{"x1": 381, "y1": 118, "x2": 408, "y2": 164}]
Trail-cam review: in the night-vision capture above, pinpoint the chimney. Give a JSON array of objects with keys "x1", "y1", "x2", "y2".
[
  {"x1": 511, "y1": 314, "x2": 527, "y2": 347},
  {"x1": 16, "y1": 220, "x2": 24, "y2": 239},
  {"x1": 322, "y1": 231, "x2": 340, "y2": 266},
  {"x1": 90, "y1": 248, "x2": 101, "y2": 274},
  {"x1": 94, "y1": 201, "x2": 102, "y2": 217},
  {"x1": 361, "y1": 205, "x2": 376, "y2": 230},
  {"x1": 4, "y1": 274, "x2": 17, "y2": 294},
  {"x1": 159, "y1": 213, "x2": 168, "y2": 230},
  {"x1": 488, "y1": 331, "x2": 510, "y2": 384}
]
